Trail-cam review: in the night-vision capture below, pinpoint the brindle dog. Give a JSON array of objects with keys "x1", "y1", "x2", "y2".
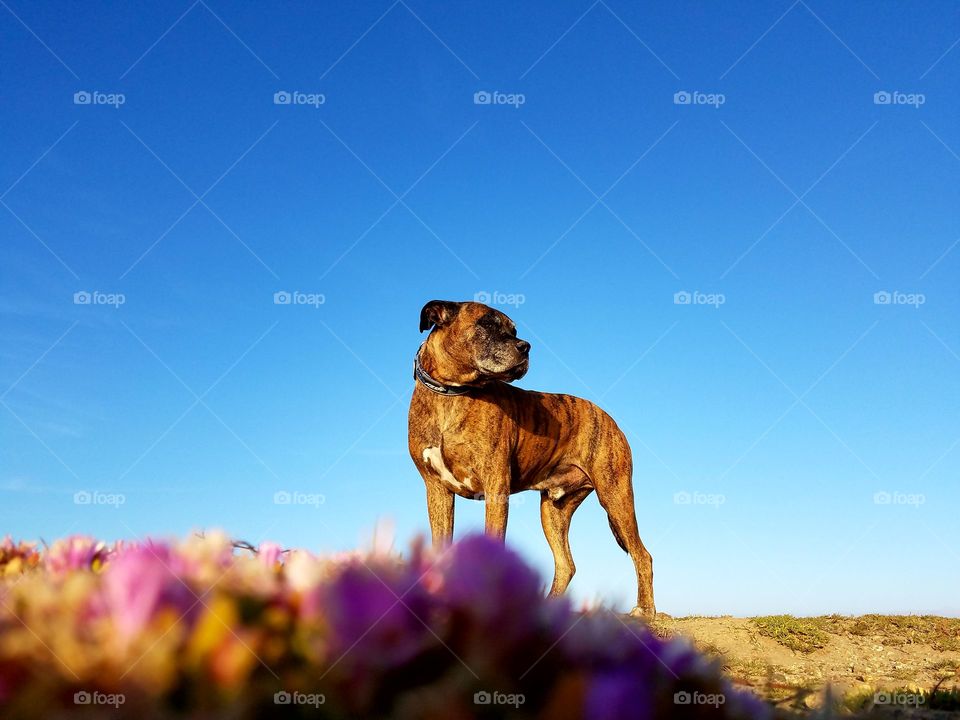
[{"x1": 407, "y1": 300, "x2": 655, "y2": 617}]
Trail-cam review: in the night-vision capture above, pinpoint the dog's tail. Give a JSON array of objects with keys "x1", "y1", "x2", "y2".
[{"x1": 608, "y1": 516, "x2": 628, "y2": 553}]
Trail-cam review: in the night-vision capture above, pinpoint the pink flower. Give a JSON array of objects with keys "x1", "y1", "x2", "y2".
[
  {"x1": 44, "y1": 535, "x2": 108, "y2": 573},
  {"x1": 103, "y1": 544, "x2": 196, "y2": 641},
  {"x1": 258, "y1": 541, "x2": 282, "y2": 568}
]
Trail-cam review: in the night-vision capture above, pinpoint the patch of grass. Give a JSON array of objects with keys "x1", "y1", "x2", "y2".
[
  {"x1": 846, "y1": 614, "x2": 960, "y2": 651},
  {"x1": 751, "y1": 615, "x2": 830, "y2": 654},
  {"x1": 844, "y1": 686, "x2": 960, "y2": 713},
  {"x1": 928, "y1": 688, "x2": 960, "y2": 711},
  {"x1": 694, "y1": 641, "x2": 726, "y2": 660},
  {"x1": 842, "y1": 687, "x2": 876, "y2": 714},
  {"x1": 725, "y1": 657, "x2": 781, "y2": 678},
  {"x1": 646, "y1": 618, "x2": 676, "y2": 640},
  {"x1": 930, "y1": 658, "x2": 960, "y2": 673},
  {"x1": 805, "y1": 613, "x2": 850, "y2": 636},
  {"x1": 751, "y1": 614, "x2": 960, "y2": 651}
]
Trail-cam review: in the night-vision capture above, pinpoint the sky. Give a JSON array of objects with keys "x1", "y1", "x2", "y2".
[{"x1": 1, "y1": 0, "x2": 958, "y2": 616}]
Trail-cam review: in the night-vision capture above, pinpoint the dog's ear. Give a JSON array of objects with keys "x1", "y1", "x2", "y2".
[{"x1": 419, "y1": 300, "x2": 461, "y2": 333}]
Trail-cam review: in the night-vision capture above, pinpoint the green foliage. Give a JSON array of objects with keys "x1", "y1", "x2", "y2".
[{"x1": 751, "y1": 615, "x2": 829, "y2": 654}]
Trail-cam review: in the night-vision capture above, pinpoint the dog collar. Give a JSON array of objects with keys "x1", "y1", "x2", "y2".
[{"x1": 414, "y1": 347, "x2": 472, "y2": 396}]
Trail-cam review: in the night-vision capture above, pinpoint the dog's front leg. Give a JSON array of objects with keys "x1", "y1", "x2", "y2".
[
  {"x1": 484, "y1": 496, "x2": 508, "y2": 540},
  {"x1": 483, "y1": 475, "x2": 510, "y2": 541},
  {"x1": 425, "y1": 482, "x2": 454, "y2": 548}
]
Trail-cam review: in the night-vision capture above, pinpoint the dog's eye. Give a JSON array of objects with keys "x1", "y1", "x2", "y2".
[{"x1": 477, "y1": 314, "x2": 498, "y2": 330}]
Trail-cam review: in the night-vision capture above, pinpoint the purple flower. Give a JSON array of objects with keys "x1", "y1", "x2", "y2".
[
  {"x1": 435, "y1": 534, "x2": 543, "y2": 642},
  {"x1": 586, "y1": 670, "x2": 653, "y2": 720},
  {"x1": 321, "y1": 562, "x2": 432, "y2": 668}
]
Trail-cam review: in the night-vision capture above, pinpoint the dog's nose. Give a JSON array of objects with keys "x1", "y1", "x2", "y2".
[{"x1": 517, "y1": 340, "x2": 531, "y2": 355}]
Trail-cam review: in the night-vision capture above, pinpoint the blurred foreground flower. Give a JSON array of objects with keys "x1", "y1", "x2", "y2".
[{"x1": 0, "y1": 532, "x2": 769, "y2": 719}]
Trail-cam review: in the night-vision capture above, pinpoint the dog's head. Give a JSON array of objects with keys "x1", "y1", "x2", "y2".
[{"x1": 419, "y1": 300, "x2": 531, "y2": 384}]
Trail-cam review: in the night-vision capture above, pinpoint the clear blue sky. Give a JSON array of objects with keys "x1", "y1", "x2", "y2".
[{"x1": 2, "y1": 1, "x2": 958, "y2": 616}]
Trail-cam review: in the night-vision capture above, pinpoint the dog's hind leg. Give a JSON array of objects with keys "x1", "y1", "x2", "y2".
[
  {"x1": 540, "y1": 486, "x2": 593, "y2": 596},
  {"x1": 595, "y1": 472, "x2": 656, "y2": 617}
]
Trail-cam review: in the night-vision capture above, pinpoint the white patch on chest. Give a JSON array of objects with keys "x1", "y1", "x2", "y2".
[{"x1": 422, "y1": 446, "x2": 476, "y2": 494}]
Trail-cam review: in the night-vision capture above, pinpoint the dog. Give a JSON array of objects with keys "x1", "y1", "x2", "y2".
[{"x1": 407, "y1": 300, "x2": 655, "y2": 617}]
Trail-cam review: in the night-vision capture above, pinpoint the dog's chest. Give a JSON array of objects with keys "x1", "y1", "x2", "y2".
[{"x1": 421, "y1": 446, "x2": 480, "y2": 496}]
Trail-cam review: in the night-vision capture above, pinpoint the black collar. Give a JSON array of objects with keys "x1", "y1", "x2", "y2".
[{"x1": 413, "y1": 346, "x2": 473, "y2": 396}]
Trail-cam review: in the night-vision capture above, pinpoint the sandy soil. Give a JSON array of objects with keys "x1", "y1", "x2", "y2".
[{"x1": 650, "y1": 615, "x2": 960, "y2": 717}]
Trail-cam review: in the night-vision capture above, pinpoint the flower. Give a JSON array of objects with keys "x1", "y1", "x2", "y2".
[
  {"x1": 321, "y1": 561, "x2": 433, "y2": 669},
  {"x1": 434, "y1": 534, "x2": 543, "y2": 643},
  {"x1": 586, "y1": 670, "x2": 653, "y2": 720},
  {"x1": 103, "y1": 543, "x2": 196, "y2": 641},
  {"x1": 258, "y1": 541, "x2": 283, "y2": 569},
  {"x1": 0, "y1": 532, "x2": 772, "y2": 719},
  {"x1": 0, "y1": 536, "x2": 39, "y2": 575},
  {"x1": 44, "y1": 535, "x2": 109, "y2": 573}
]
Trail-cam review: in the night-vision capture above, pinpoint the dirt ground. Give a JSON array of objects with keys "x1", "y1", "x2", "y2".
[{"x1": 649, "y1": 615, "x2": 960, "y2": 717}]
